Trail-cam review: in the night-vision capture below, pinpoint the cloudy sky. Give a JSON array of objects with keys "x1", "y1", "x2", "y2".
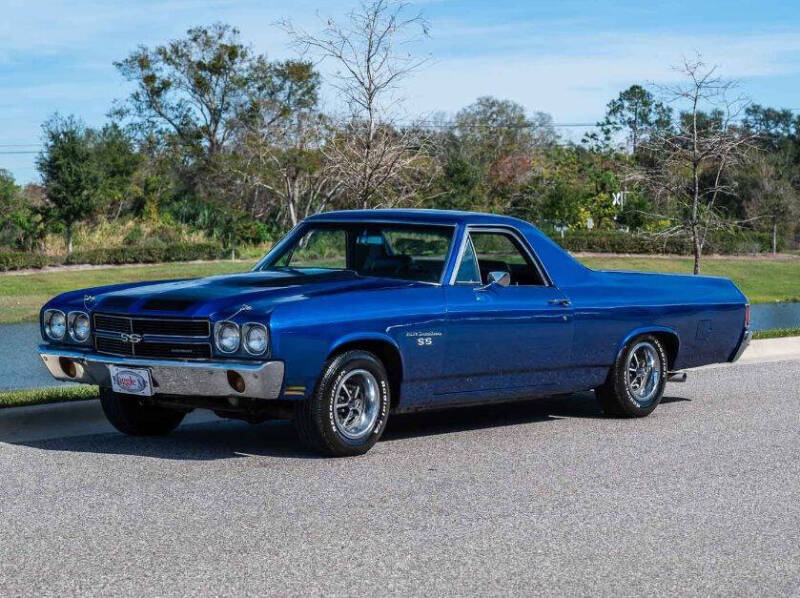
[{"x1": 2, "y1": 0, "x2": 799, "y2": 182}]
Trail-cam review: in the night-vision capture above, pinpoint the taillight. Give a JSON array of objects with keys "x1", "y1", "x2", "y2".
[{"x1": 744, "y1": 304, "x2": 750, "y2": 329}]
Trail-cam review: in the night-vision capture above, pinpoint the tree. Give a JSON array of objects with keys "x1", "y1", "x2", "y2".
[
  {"x1": 91, "y1": 123, "x2": 142, "y2": 219},
  {"x1": 283, "y1": 0, "x2": 434, "y2": 208},
  {"x1": 229, "y1": 62, "x2": 343, "y2": 228},
  {"x1": 455, "y1": 96, "x2": 556, "y2": 165},
  {"x1": 36, "y1": 115, "x2": 102, "y2": 253},
  {"x1": 637, "y1": 57, "x2": 755, "y2": 273},
  {"x1": 589, "y1": 85, "x2": 672, "y2": 154},
  {"x1": 743, "y1": 104, "x2": 799, "y2": 150},
  {"x1": 741, "y1": 154, "x2": 798, "y2": 254},
  {"x1": 114, "y1": 23, "x2": 318, "y2": 201}
]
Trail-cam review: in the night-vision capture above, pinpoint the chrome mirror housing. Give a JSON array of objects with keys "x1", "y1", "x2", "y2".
[
  {"x1": 487, "y1": 271, "x2": 511, "y2": 287},
  {"x1": 477, "y1": 271, "x2": 511, "y2": 291}
]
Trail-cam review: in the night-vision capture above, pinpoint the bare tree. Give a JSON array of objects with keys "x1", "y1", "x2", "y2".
[
  {"x1": 233, "y1": 110, "x2": 343, "y2": 228},
  {"x1": 282, "y1": 0, "x2": 434, "y2": 208},
  {"x1": 228, "y1": 61, "x2": 343, "y2": 228},
  {"x1": 637, "y1": 56, "x2": 756, "y2": 273}
]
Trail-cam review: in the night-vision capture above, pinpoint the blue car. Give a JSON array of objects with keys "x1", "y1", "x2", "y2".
[{"x1": 38, "y1": 210, "x2": 751, "y2": 456}]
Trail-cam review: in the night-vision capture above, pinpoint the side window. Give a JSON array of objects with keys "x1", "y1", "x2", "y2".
[
  {"x1": 455, "y1": 238, "x2": 481, "y2": 283},
  {"x1": 469, "y1": 231, "x2": 546, "y2": 286}
]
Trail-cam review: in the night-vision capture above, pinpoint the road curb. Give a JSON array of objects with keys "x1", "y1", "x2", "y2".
[{"x1": 738, "y1": 336, "x2": 800, "y2": 363}]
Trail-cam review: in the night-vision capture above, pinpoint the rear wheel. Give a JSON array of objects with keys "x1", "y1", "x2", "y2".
[
  {"x1": 294, "y1": 350, "x2": 391, "y2": 457},
  {"x1": 595, "y1": 334, "x2": 667, "y2": 417},
  {"x1": 100, "y1": 387, "x2": 186, "y2": 436}
]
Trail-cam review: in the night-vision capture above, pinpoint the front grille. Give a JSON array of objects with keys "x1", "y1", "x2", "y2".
[
  {"x1": 94, "y1": 313, "x2": 210, "y2": 338},
  {"x1": 94, "y1": 336, "x2": 211, "y2": 359},
  {"x1": 135, "y1": 342, "x2": 211, "y2": 359},
  {"x1": 94, "y1": 314, "x2": 131, "y2": 333},
  {"x1": 96, "y1": 336, "x2": 133, "y2": 356},
  {"x1": 93, "y1": 313, "x2": 212, "y2": 360}
]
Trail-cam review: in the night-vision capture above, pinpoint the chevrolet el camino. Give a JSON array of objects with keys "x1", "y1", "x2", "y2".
[{"x1": 38, "y1": 210, "x2": 751, "y2": 456}]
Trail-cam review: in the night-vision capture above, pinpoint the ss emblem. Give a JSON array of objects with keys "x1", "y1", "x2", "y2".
[
  {"x1": 120, "y1": 333, "x2": 143, "y2": 344},
  {"x1": 416, "y1": 337, "x2": 433, "y2": 346}
]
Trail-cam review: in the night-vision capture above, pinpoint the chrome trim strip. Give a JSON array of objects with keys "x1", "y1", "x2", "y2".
[{"x1": 38, "y1": 346, "x2": 285, "y2": 400}]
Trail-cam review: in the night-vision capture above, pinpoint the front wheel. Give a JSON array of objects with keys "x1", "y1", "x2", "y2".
[
  {"x1": 100, "y1": 387, "x2": 186, "y2": 436},
  {"x1": 293, "y1": 350, "x2": 391, "y2": 457},
  {"x1": 595, "y1": 334, "x2": 667, "y2": 417}
]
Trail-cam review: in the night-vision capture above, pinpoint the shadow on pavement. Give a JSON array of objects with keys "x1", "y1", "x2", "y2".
[{"x1": 9, "y1": 391, "x2": 691, "y2": 461}]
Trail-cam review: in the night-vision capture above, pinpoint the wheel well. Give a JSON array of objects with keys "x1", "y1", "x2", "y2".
[
  {"x1": 328, "y1": 340, "x2": 403, "y2": 410},
  {"x1": 651, "y1": 331, "x2": 679, "y2": 370}
]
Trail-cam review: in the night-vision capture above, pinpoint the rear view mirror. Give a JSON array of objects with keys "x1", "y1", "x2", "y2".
[
  {"x1": 476, "y1": 271, "x2": 511, "y2": 291},
  {"x1": 487, "y1": 271, "x2": 511, "y2": 287},
  {"x1": 356, "y1": 233, "x2": 385, "y2": 246}
]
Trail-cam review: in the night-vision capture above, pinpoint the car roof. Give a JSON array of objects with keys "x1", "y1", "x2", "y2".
[{"x1": 304, "y1": 209, "x2": 529, "y2": 228}]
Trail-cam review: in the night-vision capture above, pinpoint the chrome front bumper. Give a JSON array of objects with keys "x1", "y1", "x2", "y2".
[{"x1": 38, "y1": 345, "x2": 285, "y2": 400}]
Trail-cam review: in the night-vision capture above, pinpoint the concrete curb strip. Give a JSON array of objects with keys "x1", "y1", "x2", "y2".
[{"x1": 737, "y1": 336, "x2": 800, "y2": 363}]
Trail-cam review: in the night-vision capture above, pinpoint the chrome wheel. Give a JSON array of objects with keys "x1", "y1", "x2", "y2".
[
  {"x1": 333, "y1": 369, "x2": 381, "y2": 440},
  {"x1": 626, "y1": 341, "x2": 661, "y2": 406}
]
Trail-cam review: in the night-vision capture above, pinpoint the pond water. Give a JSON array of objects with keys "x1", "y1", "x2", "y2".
[{"x1": 749, "y1": 302, "x2": 800, "y2": 331}]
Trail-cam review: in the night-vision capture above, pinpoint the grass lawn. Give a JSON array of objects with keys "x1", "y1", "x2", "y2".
[
  {"x1": 1, "y1": 254, "x2": 799, "y2": 325},
  {"x1": 0, "y1": 385, "x2": 98, "y2": 408},
  {"x1": 752, "y1": 327, "x2": 800, "y2": 340},
  {"x1": 0, "y1": 260, "x2": 256, "y2": 324}
]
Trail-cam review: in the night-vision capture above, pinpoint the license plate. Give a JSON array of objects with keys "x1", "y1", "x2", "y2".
[{"x1": 109, "y1": 365, "x2": 153, "y2": 396}]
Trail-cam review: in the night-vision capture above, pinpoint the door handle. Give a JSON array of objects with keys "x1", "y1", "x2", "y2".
[{"x1": 548, "y1": 298, "x2": 571, "y2": 307}]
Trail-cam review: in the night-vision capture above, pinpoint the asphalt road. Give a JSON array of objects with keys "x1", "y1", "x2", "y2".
[{"x1": 1, "y1": 360, "x2": 798, "y2": 597}]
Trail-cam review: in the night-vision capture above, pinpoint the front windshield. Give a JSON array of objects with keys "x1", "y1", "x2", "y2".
[{"x1": 259, "y1": 223, "x2": 454, "y2": 283}]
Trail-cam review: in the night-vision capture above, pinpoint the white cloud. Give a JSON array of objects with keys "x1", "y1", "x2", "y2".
[{"x1": 401, "y1": 30, "x2": 800, "y2": 121}]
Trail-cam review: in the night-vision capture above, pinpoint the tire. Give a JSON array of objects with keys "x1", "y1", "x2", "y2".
[
  {"x1": 595, "y1": 334, "x2": 668, "y2": 418},
  {"x1": 293, "y1": 350, "x2": 391, "y2": 457},
  {"x1": 99, "y1": 387, "x2": 186, "y2": 436}
]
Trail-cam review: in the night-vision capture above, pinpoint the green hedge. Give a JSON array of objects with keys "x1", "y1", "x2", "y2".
[
  {"x1": 0, "y1": 250, "x2": 54, "y2": 271},
  {"x1": 0, "y1": 242, "x2": 233, "y2": 272},
  {"x1": 551, "y1": 230, "x2": 783, "y2": 255},
  {"x1": 64, "y1": 242, "x2": 232, "y2": 266}
]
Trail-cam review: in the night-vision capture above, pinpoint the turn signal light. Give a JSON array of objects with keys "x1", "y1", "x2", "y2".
[
  {"x1": 59, "y1": 357, "x2": 77, "y2": 379},
  {"x1": 227, "y1": 370, "x2": 246, "y2": 394},
  {"x1": 745, "y1": 304, "x2": 750, "y2": 329}
]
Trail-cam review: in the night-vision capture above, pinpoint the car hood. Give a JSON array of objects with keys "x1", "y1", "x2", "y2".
[{"x1": 78, "y1": 270, "x2": 422, "y2": 319}]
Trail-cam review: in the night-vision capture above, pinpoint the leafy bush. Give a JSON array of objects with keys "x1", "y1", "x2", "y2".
[
  {"x1": 64, "y1": 242, "x2": 232, "y2": 266},
  {"x1": 551, "y1": 229, "x2": 782, "y2": 255},
  {"x1": 0, "y1": 242, "x2": 235, "y2": 271},
  {"x1": 0, "y1": 249, "x2": 54, "y2": 271}
]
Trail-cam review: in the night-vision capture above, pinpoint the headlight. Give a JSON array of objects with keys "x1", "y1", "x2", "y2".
[
  {"x1": 243, "y1": 323, "x2": 269, "y2": 355},
  {"x1": 44, "y1": 309, "x2": 66, "y2": 340},
  {"x1": 69, "y1": 311, "x2": 91, "y2": 342},
  {"x1": 214, "y1": 321, "x2": 240, "y2": 353}
]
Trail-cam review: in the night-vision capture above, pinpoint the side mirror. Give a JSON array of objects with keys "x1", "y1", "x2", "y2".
[{"x1": 477, "y1": 271, "x2": 511, "y2": 291}]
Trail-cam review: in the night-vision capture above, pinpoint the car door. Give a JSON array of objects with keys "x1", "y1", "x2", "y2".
[{"x1": 438, "y1": 227, "x2": 574, "y2": 398}]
